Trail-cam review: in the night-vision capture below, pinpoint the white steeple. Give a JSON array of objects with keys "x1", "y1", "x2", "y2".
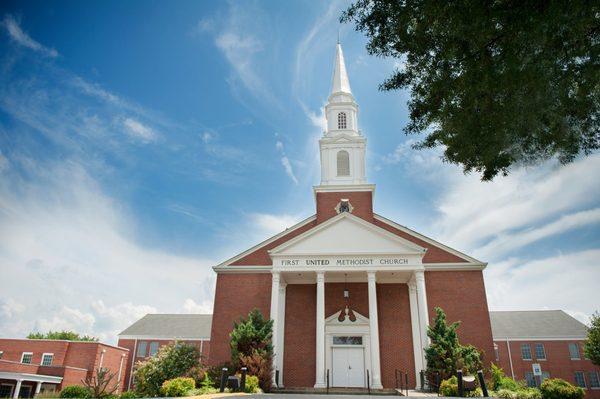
[{"x1": 317, "y1": 43, "x2": 368, "y2": 187}]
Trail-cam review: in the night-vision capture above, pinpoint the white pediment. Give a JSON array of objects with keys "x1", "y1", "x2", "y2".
[{"x1": 269, "y1": 212, "x2": 425, "y2": 256}]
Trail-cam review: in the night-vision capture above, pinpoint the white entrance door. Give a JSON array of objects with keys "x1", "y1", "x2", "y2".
[{"x1": 332, "y1": 347, "x2": 365, "y2": 387}]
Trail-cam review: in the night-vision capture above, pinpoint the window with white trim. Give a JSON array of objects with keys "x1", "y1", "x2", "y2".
[
  {"x1": 535, "y1": 343, "x2": 546, "y2": 360},
  {"x1": 149, "y1": 342, "x2": 159, "y2": 356},
  {"x1": 569, "y1": 343, "x2": 580, "y2": 360},
  {"x1": 21, "y1": 352, "x2": 33, "y2": 364},
  {"x1": 525, "y1": 372, "x2": 537, "y2": 387},
  {"x1": 332, "y1": 336, "x2": 363, "y2": 345},
  {"x1": 0, "y1": 384, "x2": 14, "y2": 398},
  {"x1": 589, "y1": 371, "x2": 600, "y2": 389},
  {"x1": 337, "y1": 112, "x2": 347, "y2": 129},
  {"x1": 41, "y1": 353, "x2": 54, "y2": 366},
  {"x1": 137, "y1": 341, "x2": 147, "y2": 357},
  {"x1": 521, "y1": 344, "x2": 532, "y2": 360},
  {"x1": 336, "y1": 150, "x2": 350, "y2": 176},
  {"x1": 574, "y1": 371, "x2": 586, "y2": 388},
  {"x1": 0, "y1": 351, "x2": 3, "y2": 359}
]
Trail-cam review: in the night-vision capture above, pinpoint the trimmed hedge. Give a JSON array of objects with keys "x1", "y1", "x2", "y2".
[
  {"x1": 539, "y1": 378, "x2": 584, "y2": 399},
  {"x1": 59, "y1": 386, "x2": 91, "y2": 399},
  {"x1": 160, "y1": 377, "x2": 195, "y2": 397}
]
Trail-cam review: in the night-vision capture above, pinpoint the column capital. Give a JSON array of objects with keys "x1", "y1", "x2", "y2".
[
  {"x1": 408, "y1": 281, "x2": 417, "y2": 292},
  {"x1": 272, "y1": 271, "x2": 281, "y2": 282},
  {"x1": 316, "y1": 271, "x2": 325, "y2": 282},
  {"x1": 367, "y1": 271, "x2": 377, "y2": 282},
  {"x1": 414, "y1": 270, "x2": 425, "y2": 282}
]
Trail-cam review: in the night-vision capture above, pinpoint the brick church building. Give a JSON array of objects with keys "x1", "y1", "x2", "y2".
[{"x1": 208, "y1": 43, "x2": 495, "y2": 390}]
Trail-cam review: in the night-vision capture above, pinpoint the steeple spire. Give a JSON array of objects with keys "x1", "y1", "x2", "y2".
[{"x1": 331, "y1": 43, "x2": 352, "y2": 95}]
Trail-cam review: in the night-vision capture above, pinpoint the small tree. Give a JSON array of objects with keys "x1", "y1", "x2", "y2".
[
  {"x1": 584, "y1": 311, "x2": 600, "y2": 366},
  {"x1": 134, "y1": 342, "x2": 200, "y2": 397},
  {"x1": 82, "y1": 367, "x2": 118, "y2": 398},
  {"x1": 28, "y1": 330, "x2": 98, "y2": 342},
  {"x1": 425, "y1": 307, "x2": 483, "y2": 380},
  {"x1": 230, "y1": 309, "x2": 274, "y2": 392}
]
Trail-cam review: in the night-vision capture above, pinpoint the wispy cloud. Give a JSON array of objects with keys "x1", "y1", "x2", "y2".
[
  {"x1": 275, "y1": 138, "x2": 298, "y2": 185},
  {"x1": 2, "y1": 14, "x2": 58, "y2": 58},
  {"x1": 123, "y1": 117, "x2": 159, "y2": 142}
]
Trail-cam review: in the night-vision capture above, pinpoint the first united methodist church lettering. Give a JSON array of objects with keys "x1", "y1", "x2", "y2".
[{"x1": 208, "y1": 43, "x2": 495, "y2": 390}]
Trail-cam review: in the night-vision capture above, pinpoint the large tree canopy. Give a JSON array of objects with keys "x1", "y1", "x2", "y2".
[
  {"x1": 27, "y1": 330, "x2": 98, "y2": 342},
  {"x1": 342, "y1": 1, "x2": 599, "y2": 180}
]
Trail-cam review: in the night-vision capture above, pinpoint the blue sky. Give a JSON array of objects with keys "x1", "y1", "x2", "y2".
[{"x1": 0, "y1": 0, "x2": 598, "y2": 343}]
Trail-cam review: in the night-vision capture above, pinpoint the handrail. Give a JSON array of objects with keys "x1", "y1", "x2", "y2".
[{"x1": 326, "y1": 369, "x2": 329, "y2": 394}]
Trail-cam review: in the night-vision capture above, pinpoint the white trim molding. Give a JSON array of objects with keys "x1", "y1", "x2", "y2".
[
  {"x1": 118, "y1": 335, "x2": 210, "y2": 341},
  {"x1": 20, "y1": 352, "x2": 33, "y2": 364},
  {"x1": 40, "y1": 353, "x2": 54, "y2": 366},
  {"x1": 0, "y1": 372, "x2": 62, "y2": 384},
  {"x1": 212, "y1": 265, "x2": 272, "y2": 273}
]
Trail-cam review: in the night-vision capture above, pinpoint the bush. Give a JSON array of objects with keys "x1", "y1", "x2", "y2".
[
  {"x1": 244, "y1": 375, "x2": 260, "y2": 393},
  {"x1": 160, "y1": 377, "x2": 195, "y2": 397},
  {"x1": 118, "y1": 391, "x2": 137, "y2": 399},
  {"x1": 238, "y1": 351, "x2": 273, "y2": 393},
  {"x1": 205, "y1": 363, "x2": 234, "y2": 389},
  {"x1": 60, "y1": 386, "x2": 91, "y2": 398},
  {"x1": 440, "y1": 376, "x2": 458, "y2": 397},
  {"x1": 540, "y1": 378, "x2": 584, "y2": 399},
  {"x1": 134, "y1": 342, "x2": 201, "y2": 397}
]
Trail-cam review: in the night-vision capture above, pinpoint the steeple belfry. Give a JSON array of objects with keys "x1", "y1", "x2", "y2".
[{"x1": 318, "y1": 43, "x2": 368, "y2": 187}]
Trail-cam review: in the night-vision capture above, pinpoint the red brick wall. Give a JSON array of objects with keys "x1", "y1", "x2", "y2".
[
  {"x1": 283, "y1": 284, "x2": 316, "y2": 388},
  {"x1": 325, "y1": 283, "x2": 369, "y2": 319},
  {"x1": 209, "y1": 273, "x2": 272, "y2": 366},
  {"x1": 0, "y1": 339, "x2": 69, "y2": 365},
  {"x1": 377, "y1": 283, "x2": 415, "y2": 388},
  {"x1": 425, "y1": 271, "x2": 495, "y2": 366},
  {"x1": 316, "y1": 191, "x2": 373, "y2": 223},
  {"x1": 495, "y1": 339, "x2": 600, "y2": 398}
]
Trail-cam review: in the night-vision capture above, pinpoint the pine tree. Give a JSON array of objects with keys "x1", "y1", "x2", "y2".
[{"x1": 425, "y1": 307, "x2": 483, "y2": 380}]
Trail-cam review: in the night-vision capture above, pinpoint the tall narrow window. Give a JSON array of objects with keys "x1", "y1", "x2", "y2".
[
  {"x1": 337, "y1": 150, "x2": 350, "y2": 176},
  {"x1": 569, "y1": 343, "x2": 580, "y2": 360},
  {"x1": 521, "y1": 344, "x2": 532, "y2": 360},
  {"x1": 588, "y1": 371, "x2": 599, "y2": 388},
  {"x1": 137, "y1": 341, "x2": 147, "y2": 358},
  {"x1": 149, "y1": 342, "x2": 159, "y2": 357},
  {"x1": 574, "y1": 371, "x2": 586, "y2": 388},
  {"x1": 535, "y1": 343, "x2": 546, "y2": 360},
  {"x1": 21, "y1": 352, "x2": 33, "y2": 364},
  {"x1": 337, "y1": 112, "x2": 347, "y2": 129},
  {"x1": 41, "y1": 353, "x2": 54, "y2": 366}
]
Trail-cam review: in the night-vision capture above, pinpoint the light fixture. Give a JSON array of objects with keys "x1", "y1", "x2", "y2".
[{"x1": 343, "y1": 274, "x2": 349, "y2": 298}]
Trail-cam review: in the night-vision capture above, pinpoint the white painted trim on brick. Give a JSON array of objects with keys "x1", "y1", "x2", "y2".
[
  {"x1": 212, "y1": 265, "x2": 272, "y2": 273},
  {"x1": 493, "y1": 336, "x2": 587, "y2": 341},
  {"x1": 270, "y1": 212, "x2": 427, "y2": 255},
  {"x1": 0, "y1": 372, "x2": 62, "y2": 384},
  {"x1": 214, "y1": 216, "x2": 317, "y2": 268},
  {"x1": 119, "y1": 335, "x2": 210, "y2": 341},
  {"x1": 20, "y1": 352, "x2": 33, "y2": 364},
  {"x1": 373, "y1": 214, "x2": 486, "y2": 266},
  {"x1": 40, "y1": 353, "x2": 53, "y2": 366},
  {"x1": 424, "y1": 263, "x2": 486, "y2": 271},
  {"x1": 0, "y1": 338, "x2": 129, "y2": 352}
]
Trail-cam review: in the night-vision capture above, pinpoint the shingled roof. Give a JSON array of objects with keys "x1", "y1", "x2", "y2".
[
  {"x1": 490, "y1": 310, "x2": 588, "y2": 340},
  {"x1": 118, "y1": 314, "x2": 212, "y2": 339}
]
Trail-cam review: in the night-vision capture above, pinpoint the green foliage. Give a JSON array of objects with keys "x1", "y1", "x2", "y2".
[
  {"x1": 342, "y1": 1, "x2": 599, "y2": 180},
  {"x1": 244, "y1": 375, "x2": 260, "y2": 393},
  {"x1": 160, "y1": 377, "x2": 195, "y2": 397},
  {"x1": 539, "y1": 378, "x2": 585, "y2": 399},
  {"x1": 197, "y1": 374, "x2": 217, "y2": 394},
  {"x1": 490, "y1": 363, "x2": 505, "y2": 391},
  {"x1": 496, "y1": 388, "x2": 542, "y2": 399},
  {"x1": 229, "y1": 309, "x2": 274, "y2": 392},
  {"x1": 230, "y1": 308, "x2": 273, "y2": 363},
  {"x1": 584, "y1": 311, "x2": 600, "y2": 366},
  {"x1": 424, "y1": 307, "x2": 483, "y2": 380},
  {"x1": 118, "y1": 391, "x2": 137, "y2": 399},
  {"x1": 439, "y1": 376, "x2": 458, "y2": 397},
  {"x1": 59, "y1": 386, "x2": 91, "y2": 398},
  {"x1": 28, "y1": 330, "x2": 98, "y2": 342},
  {"x1": 133, "y1": 342, "x2": 201, "y2": 397},
  {"x1": 205, "y1": 363, "x2": 234, "y2": 389}
]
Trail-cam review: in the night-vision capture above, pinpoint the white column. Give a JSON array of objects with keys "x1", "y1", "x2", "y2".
[
  {"x1": 13, "y1": 380, "x2": 22, "y2": 399},
  {"x1": 35, "y1": 381, "x2": 42, "y2": 396},
  {"x1": 270, "y1": 271, "x2": 281, "y2": 386},
  {"x1": 415, "y1": 270, "x2": 429, "y2": 370},
  {"x1": 117, "y1": 354, "x2": 126, "y2": 393},
  {"x1": 277, "y1": 282, "x2": 287, "y2": 387},
  {"x1": 408, "y1": 281, "x2": 423, "y2": 388},
  {"x1": 367, "y1": 272, "x2": 383, "y2": 389},
  {"x1": 314, "y1": 272, "x2": 326, "y2": 388}
]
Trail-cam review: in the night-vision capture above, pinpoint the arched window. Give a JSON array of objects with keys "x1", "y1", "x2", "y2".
[
  {"x1": 337, "y1": 150, "x2": 350, "y2": 176},
  {"x1": 337, "y1": 112, "x2": 347, "y2": 129}
]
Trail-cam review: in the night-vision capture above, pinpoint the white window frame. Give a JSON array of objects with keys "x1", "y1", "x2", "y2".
[
  {"x1": 0, "y1": 383, "x2": 15, "y2": 398},
  {"x1": 137, "y1": 341, "x2": 147, "y2": 358},
  {"x1": 148, "y1": 342, "x2": 159, "y2": 356},
  {"x1": 574, "y1": 371, "x2": 586, "y2": 388},
  {"x1": 589, "y1": 371, "x2": 600, "y2": 389},
  {"x1": 569, "y1": 343, "x2": 581, "y2": 360},
  {"x1": 21, "y1": 352, "x2": 33, "y2": 364},
  {"x1": 521, "y1": 343, "x2": 532, "y2": 361},
  {"x1": 41, "y1": 353, "x2": 54, "y2": 366},
  {"x1": 534, "y1": 343, "x2": 546, "y2": 360}
]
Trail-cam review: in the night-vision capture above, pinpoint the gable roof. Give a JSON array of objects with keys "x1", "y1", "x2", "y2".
[
  {"x1": 490, "y1": 310, "x2": 588, "y2": 340},
  {"x1": 118, "y1": 314, "x2": 212, "y2": 339},
  {"x1": 270, "y1": 211, "x2": 426, "y2": 255}
]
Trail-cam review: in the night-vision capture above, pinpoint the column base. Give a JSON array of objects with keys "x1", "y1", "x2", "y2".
[
  {"x1": 314, "y1": 382, "x2": 326, "y2": 388},
  {"x1": 371, "y1": 383, "x2": 383, "y2": 390}
]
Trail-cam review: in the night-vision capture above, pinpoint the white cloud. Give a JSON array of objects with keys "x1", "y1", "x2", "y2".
[
  {"x1": 485, "y1": 250, "x2": 600, "y2": 324},
  {"x1": 123, "y1": 117, "x2": 158, "y2": 142},
  {"x1": 0, "y1": 160, "x2": 215, "y2": 343},
  {"x1": 191, "y1": 18, "x2": 214, "y2": 35},
  {"x1": 2, "y1": 14, "x2": 58, "y2": 58},
  {"x1": 201, "y1": 131, "x2": 214, "y2": 144},
  {"x1": 182, "y1": 298, "x2": 213, "y2": 314},
  {"x1": 248, "y1": 213, "x2": 303, "y2": 238},
  {"x1": 274, "y1": 140, "x2": 298, "y2": 185}
]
